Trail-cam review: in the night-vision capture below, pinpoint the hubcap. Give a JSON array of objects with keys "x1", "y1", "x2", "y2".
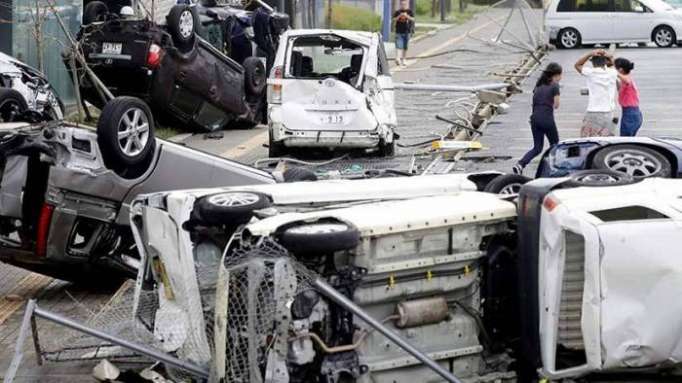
[
  {"x1": 561, "y1": 30, "x2": 578, "y2": 48},
  {"x1": 179, "y1": 10, "x2": 194, "y2": 39},
  {"x1": 603, "y1": 149, "x2": 661, "y2": 177},
  {"x1": 0, "y1": 100, "x2": 22, "y2": 122},
  {"x1": 208, "y1": 192, "x2": 260, "y2": 207},
  {"x1": 574, "y1": 173, "x2": 621, "y2": 184},
  {"x1": 656, "y1": 29, "x2": 672, "y2": 46},
  {"x1": 287, "y1": 223, "x2": 349, "y2": 235},
  {"x1": 499, "y1": 183, "x2": 523, "y2": 196},
  {"x1": 117, "y1": 107, "x2": 150, "y2": 157}
]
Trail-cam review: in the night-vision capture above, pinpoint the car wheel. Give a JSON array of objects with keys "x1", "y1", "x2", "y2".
[
  {"x1": 484, "y1": 174, "x2": 532, "y2": 196},
  {"x1": 0, "y1": 88, "x2": 28, "y2": 122},
  {"x1": 283, "y1": 167, "x2": 318, "y2": 182},
  {"x1": 565, "y1": 169, "x2": 636, "y2": 187},
  {"x1": 278, "y1": 221, "x2": 360, "y2": 255},
  {"x1": 557, "y1": 28, "x2": 581, "y2": 49},
  {"x1": 268, "y1": 132, "x2": 287, "y2": 157},
  {"x1": 378, "y1": 139, "x2": 395, "y2": 157},
  {"x1": 97, "y1": 97, "x2": 156, "y2": 177},
  {"x1": 195, "y1": 191, "x2": 270, "y2": 226},
  {"x1": 653, "y1": 25, "x2": 675, "y2": 48},
  {"x1": 243, "y1": 57, "x2": 267, "y2": 97},
  {"x1": 591, "y1": 144, "x2": 671, "y2": 178},
  {"x1": 83, "y1": 1, "x2": 108, "y2": 25},
  {"x1": 167, "y1": 5, "x2": 197, "y2": 52}
]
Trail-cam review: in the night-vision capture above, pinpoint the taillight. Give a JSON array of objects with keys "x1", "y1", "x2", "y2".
[
  {"x1": 146, "y1": 43, "x2": 163, "y2": 69},
  {"x1": 35, "y1": 203, "x2": 54, "y2": 257},
  {"x1": 270, "y1": 65, "x2": 283, "y2": 103},
  {"x1": 543, "y1": 196, "x2": 560, "y2": 212}
]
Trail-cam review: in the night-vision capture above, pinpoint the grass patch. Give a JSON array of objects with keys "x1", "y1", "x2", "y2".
[
  {"x1": 414, "y1": 0, "x2": 486, "y2": 24},
  {"x1": 329, "y1": 4, "x2": 382, "y2": 32},
  {"x1": 156, "y1": 126, "x2": 183, "y2": 140}
]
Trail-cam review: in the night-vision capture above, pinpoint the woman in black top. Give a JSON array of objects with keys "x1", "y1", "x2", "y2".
[
  {"x1": 513, "y1": 62, "x2": 563, "y2": 175},
  {"x1": 393, "y1": 0, "x2": 414, "y2": 67}
]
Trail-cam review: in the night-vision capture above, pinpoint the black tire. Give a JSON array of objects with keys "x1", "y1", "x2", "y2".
[
  {"x1": 653, "y1": 25, "x2": 675, "y2": 48},
  {"x1": 591, "y1": 144, "x2": 672, "y2": 178},
  {"x1": 484, "y1": 174, "x2": 532, "y2": 196},
  {"x1": 0, "y1": 88, "x2": 28, "y2": 122},
  {"x1": 565, "y1": 169, "x2": 636, "y2": 187},
  {"x1": 283, "y1": 167, "x2": 318, "y2": 182},
  {"x1": 97, "y1": 97, "x2": 156, "y2": 176},
  {"x1": 269, "y1": 131, "x2": 287, "y2": 157},
  {"x1": 167, "y1": 5, "x2": 197, "y2": 52},
  {"x1": 278, "y1": 221, "x2": 360, "y2": 255},
  {"x1": 243, "y1": 57, "x2": 267, "y2": 97},
  {"x1": 378, "y1": 139, "x2": 395, "y2": 157},
  {"x1": 195, "y1": 191, "x2": 271, "y2": 226},
  {"x1": 556, "y1": 28, "x2": 581, "y2": 49},
  {"x1": 83, "y1": 1, "x2": 108, "y2": 25}
]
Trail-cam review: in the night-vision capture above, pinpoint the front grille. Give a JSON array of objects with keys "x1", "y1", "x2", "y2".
[{"x1": 557, "y1": 232, "x2": 585, "y2": 350}]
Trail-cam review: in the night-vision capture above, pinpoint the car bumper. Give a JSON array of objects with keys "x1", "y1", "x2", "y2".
[{"x1": 270, "y1": 122, "x2": 384, "y2": 149}]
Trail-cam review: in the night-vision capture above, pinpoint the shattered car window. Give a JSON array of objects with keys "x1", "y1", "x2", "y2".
[{"x1": 286, "y1": 35, "x2": 365, "y2": 86}]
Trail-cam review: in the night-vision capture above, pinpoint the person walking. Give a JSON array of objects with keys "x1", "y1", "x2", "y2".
[
  {"x1": 393, "y1": 0, "x2": 414, "y2": 68},
  {"x1": 513, "y1": 63, "x2": 563, "y2": 175},
  {"x1": 575, "y1": 49, "x2": 618, "y2": 137},
  {"x1": 614, "y1": 58, "x2": 642, "y2": 136}
]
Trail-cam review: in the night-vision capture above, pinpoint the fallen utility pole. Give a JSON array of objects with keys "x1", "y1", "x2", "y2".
[{"x1": 394, "y1": 82, "x2": 509, "y2": 92}]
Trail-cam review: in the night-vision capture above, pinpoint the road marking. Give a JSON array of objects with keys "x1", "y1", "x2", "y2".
[
  {"x1": 0, "y1": 273, "x2": 53, "y2": 325},
  {"x1": 220, "y1": 130, "x2": 269, "y2": 159}
]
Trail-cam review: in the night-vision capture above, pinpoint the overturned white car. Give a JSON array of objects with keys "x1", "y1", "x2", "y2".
[
  {"x1": 267, "y1": 30, "x2": 397, "y2": 157},
  {"x1": 130, "y1": 172, "x2": 682, "y2": 382}
]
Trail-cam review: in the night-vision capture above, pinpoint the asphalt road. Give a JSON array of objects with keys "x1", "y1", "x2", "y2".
[{"x1": 3, "y1": 6, "x2": 682, "y2": 381}]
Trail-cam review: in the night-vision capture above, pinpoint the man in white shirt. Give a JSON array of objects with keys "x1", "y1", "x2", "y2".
[{"x1": 575, "y1": 49, "x2": 618, "y2": 137}]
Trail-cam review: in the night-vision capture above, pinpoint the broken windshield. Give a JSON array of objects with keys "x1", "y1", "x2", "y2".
[{"x1": 286, "y1": 35, "x2": 366, "y2": 87}]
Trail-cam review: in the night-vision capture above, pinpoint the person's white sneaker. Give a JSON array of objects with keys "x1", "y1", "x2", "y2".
[{"x1": 512, "y1": 164, "x2": 524, "y2": 175}]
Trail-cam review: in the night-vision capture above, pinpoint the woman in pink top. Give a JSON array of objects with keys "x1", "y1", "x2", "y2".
[{"x1": 614, "y1": 58, "x2": 642, "y2": 136}]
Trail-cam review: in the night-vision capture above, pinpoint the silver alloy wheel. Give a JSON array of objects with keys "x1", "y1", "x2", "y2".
[
  {"x1": 560, "y1": 29, "x2": 579, "y2": 48},
  {"x1": 178, "y1": 10, "x2": 194, "y2": 39},
  {"x1": 499, "y1": 183, "x2": 523, "y2": 196},
  {"x1": 655, "y1": 28, "x2": 673, "y2": 47},
  {"x1": 286, "y1": 223, "x2": 349, "y2": 235},
  {"x1": 117, "y1": 107, "x2": 150, "y2": 157},
  {"x1": 603, "y1": 148, "x2": 662, "y2": 177},
  {"x1": 208, "y1": 192, "x2": 260, "y2": 207}
]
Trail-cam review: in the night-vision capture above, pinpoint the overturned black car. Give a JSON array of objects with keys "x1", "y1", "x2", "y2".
[{"x1": 66, "y1": 0, "x2": 289, "y2": 131}]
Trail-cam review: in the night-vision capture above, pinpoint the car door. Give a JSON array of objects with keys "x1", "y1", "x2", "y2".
[
  {"x1": 363, "y1": 35, "x2": 397, "y2": 129},
  {"x1": 611, "y1": 0, "x2": 656, "y2": 40}
]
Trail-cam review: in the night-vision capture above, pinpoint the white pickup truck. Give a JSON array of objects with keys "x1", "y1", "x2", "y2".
[{"x1": 129, "y1": 172, "x2": 682, "y2": 382}]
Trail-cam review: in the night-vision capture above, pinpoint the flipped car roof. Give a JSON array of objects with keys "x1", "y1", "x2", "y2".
[{"x1": 283, "y1": 29, "x2": 376, "y2": 46}]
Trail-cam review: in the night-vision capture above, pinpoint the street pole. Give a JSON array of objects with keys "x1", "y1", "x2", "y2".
[
  {"x1": 382, "y1": 0, "x2": 391, "y2": 42},
  {"x1": 327, "y1": 0, "x2": 333, "y2": 28}
]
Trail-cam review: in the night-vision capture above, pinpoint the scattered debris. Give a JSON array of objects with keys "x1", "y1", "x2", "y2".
[{"x1": 92, "y1": 359, "x2": 120, "y2": 381}]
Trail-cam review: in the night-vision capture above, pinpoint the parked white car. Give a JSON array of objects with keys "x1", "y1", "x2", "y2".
[
  {"x1": 545, "y1": 0, "x2": 682, "y2": 48},
  {"x1": 267, "y1": 29, "x2": 398, "y2": 157}
]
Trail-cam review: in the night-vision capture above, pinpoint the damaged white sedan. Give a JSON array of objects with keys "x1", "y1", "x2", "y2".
[{"x1": 267, "y1": 30, "x2": 397, "y2": 157}]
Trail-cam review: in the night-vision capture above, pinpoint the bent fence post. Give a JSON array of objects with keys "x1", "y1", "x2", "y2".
[{"x1": 3, "y1": 300, "x2": 210, "y2": 382}]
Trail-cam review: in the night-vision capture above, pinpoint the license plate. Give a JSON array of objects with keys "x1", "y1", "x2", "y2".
[
  {"x1": 320, "y1": 113, "x2": 344, "y2": 124},
  {"x1": 101, "y1": 42, "x2": 122, "y2": 55}
]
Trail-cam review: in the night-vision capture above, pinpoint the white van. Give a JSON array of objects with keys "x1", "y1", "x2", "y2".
[
  {"x1": 545, "y1": 0, "x2": 682, "y2": 48},
  {"x1": 266, "y1": 30, "x2": 398, "y2": 157}
]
